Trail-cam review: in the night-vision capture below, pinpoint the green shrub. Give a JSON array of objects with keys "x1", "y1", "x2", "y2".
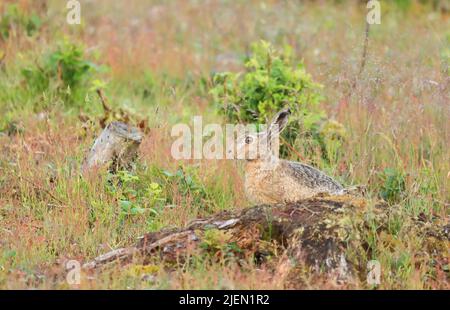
[
  {"x1": 158, "y1": 167, "x2": 210, "y2": 207},
  {"x1": 210, "y1": 41, "x2": 345, "y2": 161},
  {"x1": 0, "y1": 4, "x2": 42, "y2": 40},
  {"x1": 106, "y1": 170, "x2": 165, "y2": 222},
  {"x1": 21, "y1": 41, "x2": 103, "y2": 106},
  {"x1": 379, "y1": 168, "x2": 406, "y2": 204},
  {"x1": 210, "y1": 41, "x2": 323, "y2": 125}
]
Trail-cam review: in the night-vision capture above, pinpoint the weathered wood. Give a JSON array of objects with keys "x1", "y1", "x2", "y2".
[
  {"x1": 82, "y1": 121, "x2": 143, "y2": 173},
  {"x1": 82, "y1": 247, "x2": 138, "y2": 270},
  {"x1": 83, "y1": 195, "x2": 449, "y2": 286},
  {"x1": 82, "y1": 196, "x2": 372, "y2": 279}
]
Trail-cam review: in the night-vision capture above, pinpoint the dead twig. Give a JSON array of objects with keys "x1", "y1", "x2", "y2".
[
  {"x1": 96, "y1": 89, "x2": 112, "y2": 113},
  {"x1": 280, "y1": 136, "x2": 306, "y2": 162}
]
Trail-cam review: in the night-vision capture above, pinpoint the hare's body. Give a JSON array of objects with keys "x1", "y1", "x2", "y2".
[
  {"x1": 237, "y1": 108, "x2": 345, "y2": 205},
  {"x1": 244, "y1": 159, "x2": 344, "y2": 204}
]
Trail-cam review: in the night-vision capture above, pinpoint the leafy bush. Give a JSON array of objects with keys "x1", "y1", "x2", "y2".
[
  {"x1": 158, "y1": 167, "x2": 210, "y2": 207},
  {"x1": 314, "y1": 119, "x2": 348, "y2": 164},
  {"x1": 210, "y1": 41, "x2": 323, "y2": 125},
  {"x1": 21, "y1": 41, "x2": 103, "y2": 106},
  {"x1": 0, "y1": 4, "x2": 42, "y2": 40},
  {"x1": 210, "y1": 41, "x2": 345, "y2": 160},
  {"x1": 106, "y1": 170, "x2": 165, "y2": 221},
  {"x1": 379, "y1": 168, "x2": 406, "y2": 204}
]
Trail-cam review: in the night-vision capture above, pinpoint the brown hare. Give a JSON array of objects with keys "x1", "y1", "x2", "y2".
[{"x1": 237, "y1": 108, "x2": 345, "y2": 205}]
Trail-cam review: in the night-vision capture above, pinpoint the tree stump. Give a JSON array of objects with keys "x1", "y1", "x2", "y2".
[{"x1": 82, "y1": 122, "x2": 143, "y2": 173}]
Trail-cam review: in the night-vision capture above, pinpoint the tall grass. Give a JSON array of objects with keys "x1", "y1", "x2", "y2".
[{"x1": 0, "y1": 0, "x2": 448, "y2": 289}]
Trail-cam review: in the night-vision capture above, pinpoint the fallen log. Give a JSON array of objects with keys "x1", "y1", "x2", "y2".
[
  {"x1": 82, "y1": 121, "x2": 143, "y2": 173},
  {"x1": 83, "y1": 195, "x2": 449, "y2": 286}
]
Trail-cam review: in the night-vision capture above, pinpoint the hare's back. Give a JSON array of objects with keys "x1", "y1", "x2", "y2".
[{"x1": 283, "y1": 161, "x2": 344, "y2": 193}]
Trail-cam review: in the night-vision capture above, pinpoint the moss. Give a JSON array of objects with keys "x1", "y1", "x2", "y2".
[{"x1": 127, "y1": 264, "x2": 159, "y2": 277}]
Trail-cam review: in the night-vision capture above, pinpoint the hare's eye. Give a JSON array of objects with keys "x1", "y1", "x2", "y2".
[{"x1": 245, "y1": 136, "x2": 253, "y2": 144}]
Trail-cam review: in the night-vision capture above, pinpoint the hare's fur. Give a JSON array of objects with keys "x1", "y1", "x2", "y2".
[
  {"x1": 238, "y1": 109, "x2": 344, "y2": 204},
  {"x1": 244, "y1": 159, "x2": 344, "y2": 204}
]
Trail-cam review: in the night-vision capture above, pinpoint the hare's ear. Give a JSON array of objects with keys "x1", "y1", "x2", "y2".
[
  {"x1": 266, "y1": 108, "x2": 290, "y2": 153},
  {"x1": 268, "y1": 108, "x2": 290, "y2": 136}
]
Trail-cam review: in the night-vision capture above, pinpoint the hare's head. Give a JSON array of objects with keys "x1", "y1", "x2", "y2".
[{"x1": 235, "y1": 108, "x2": 290, "y2": 161}]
